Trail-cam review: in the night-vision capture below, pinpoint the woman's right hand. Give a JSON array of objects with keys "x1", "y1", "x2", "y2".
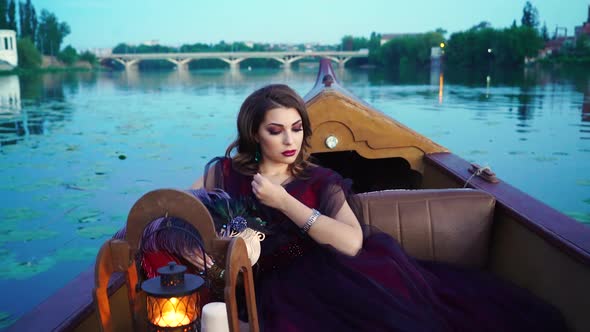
[
  {"x1": 182, "y1": 248, "x2": 214, "y2": 271},
  {"x1": 252, "y1": 173, "x2": 289, "y2": 210}
]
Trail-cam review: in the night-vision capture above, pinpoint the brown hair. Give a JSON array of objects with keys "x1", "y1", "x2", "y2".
[{"x1": 225, "y1": 84, "x2": 312, "y2": 177}]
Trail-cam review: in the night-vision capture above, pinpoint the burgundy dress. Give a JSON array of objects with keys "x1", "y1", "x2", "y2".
[{"x1": 207, "y1": 157, "x2": 566, "y2": 332}]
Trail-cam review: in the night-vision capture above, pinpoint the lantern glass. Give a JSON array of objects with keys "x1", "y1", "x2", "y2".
[
  {"x1": 141, "y1": 262, "x2": 204, "y2": 332},
  {"x1": 146, "y1": 294, "x2": 199, "y2": 327}
]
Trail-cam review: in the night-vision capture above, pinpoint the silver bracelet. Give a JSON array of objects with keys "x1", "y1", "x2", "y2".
[{"x1": 301, "y1": 209, "x2": 321, "y2": 233}]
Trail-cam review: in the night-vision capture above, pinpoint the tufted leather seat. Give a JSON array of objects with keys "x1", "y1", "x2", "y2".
[{"x1": 353, "y1": 189, "x2": 496, "y2": 269}]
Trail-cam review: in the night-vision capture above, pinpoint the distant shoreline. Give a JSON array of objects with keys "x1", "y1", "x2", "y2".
[{"x1": 0, "y1": 66, "x2": 99, "y2": 76}]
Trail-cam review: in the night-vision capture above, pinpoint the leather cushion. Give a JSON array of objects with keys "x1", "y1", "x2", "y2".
[{"x1": 353, "y1": 189, "x2": 495, "y2": 268}]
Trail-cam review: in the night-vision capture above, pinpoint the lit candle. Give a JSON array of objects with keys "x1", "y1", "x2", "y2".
[{"x1": 156, "y1": 310, "x2": 191, "y2": 327}]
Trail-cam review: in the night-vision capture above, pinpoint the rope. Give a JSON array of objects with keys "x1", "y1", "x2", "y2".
[{"x1": 463, "y1": 165, "x2": 492, "y2": 188}]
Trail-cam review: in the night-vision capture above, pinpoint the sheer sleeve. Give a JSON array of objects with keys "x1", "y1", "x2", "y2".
[
  {"x1": 315, "y1": 167, "x2": 356, "y2": 219},
  {"x1": 203, "y1": 156, "x2": 227, "y2": 190}
]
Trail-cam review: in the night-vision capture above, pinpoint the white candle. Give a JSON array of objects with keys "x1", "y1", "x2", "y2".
[{"x1": 201, "y1": 302, "x2": 230, "y2": 332}]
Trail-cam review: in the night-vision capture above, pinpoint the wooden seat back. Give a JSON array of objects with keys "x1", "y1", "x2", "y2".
[{"x1": 93, "y1": 188, "x2": 259, "y2": 332}]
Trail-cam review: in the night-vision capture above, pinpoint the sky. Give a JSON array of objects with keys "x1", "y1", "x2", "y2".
[{"x1": 33, "y1": 0, "x2": 590, "y2": 50}]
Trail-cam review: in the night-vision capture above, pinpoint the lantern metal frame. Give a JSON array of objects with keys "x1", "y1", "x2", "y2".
[{"x1": 142, "y1": 262, "x2": 204, "y2": 332}]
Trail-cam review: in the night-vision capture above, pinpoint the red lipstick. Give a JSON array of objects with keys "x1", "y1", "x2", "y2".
[{"x1": 282, "y1": 150, "x2": 297, "y2": 157}]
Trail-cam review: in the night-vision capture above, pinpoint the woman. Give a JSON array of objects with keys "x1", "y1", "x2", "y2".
[{"x1": 192, "y1": 84, "x2": 565, "y2": 331}]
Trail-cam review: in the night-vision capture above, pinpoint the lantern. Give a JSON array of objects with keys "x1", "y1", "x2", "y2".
[{"x1": 142, "y1": 262, "x2": 204, "y2": 332}]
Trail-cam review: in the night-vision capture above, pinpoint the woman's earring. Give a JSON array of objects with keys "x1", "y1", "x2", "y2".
[{"x1": 255, "y1": 145, "x2": 261, "y2": 163}]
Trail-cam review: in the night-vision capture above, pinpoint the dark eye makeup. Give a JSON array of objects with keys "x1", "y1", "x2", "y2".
[{"x1": 266, "y1": 123, "x2": 303, "y2": 135}]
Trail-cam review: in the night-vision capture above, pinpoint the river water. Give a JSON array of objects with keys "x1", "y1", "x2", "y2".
[{"x1": 0, "y1": 64, "x2": 589, "y2": 327}]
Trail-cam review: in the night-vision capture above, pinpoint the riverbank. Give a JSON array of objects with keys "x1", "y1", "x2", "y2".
[{"x1": 0, "y1": 55, "x2": 98, "y2": 76}]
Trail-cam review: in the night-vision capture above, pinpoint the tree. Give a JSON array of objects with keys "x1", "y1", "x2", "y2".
[
  {"x1": 17, "y1": 37, "x2": 41, "y2": 68},
  {"x1": 0, "y1": 0, "x2": 7, "y2": 28},
  {"x1": 36, "y1": 9, "x2": 70, "y2": 56},
  {"x1": 340, "y1": 35, "x2": 368, "y2": 51},
  {"x1": 7, "y1": 0, "x2": 16, "y2": 30},
  {"x1": 471, "y1": 21, "x2": 492, "y2": 30},
  {"x1": 445, "y1": 25, "x2": 543, "y2": 69},
  {"x1": 79, "y1": 50, "x2": 97, "y2": 65},
  {"x1": 368, "y1": 31, "x2": 382, "y2": 65},
  {"x1": 381, "y1": 31, "x2": 445, "y2": 69},
  {"x1": 57, "y1": 45, "x2": 77, "y2": 65},
  {"x1": 18, "y1": 0, "x2": 36, "y2": 40},
  {"x1": 540, "y1": 22, "x2": 549, "y2": 41},
  {"x1": 521, "y1": 1, "x2": 539, "y2": 28}
]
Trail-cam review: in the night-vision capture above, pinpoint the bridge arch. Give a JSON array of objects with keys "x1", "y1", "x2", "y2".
[{"x1": 98, "y1": 51, "x2": 367, "y2": 70}]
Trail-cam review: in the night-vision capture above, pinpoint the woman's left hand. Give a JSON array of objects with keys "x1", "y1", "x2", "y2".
[{"x1": 251, "y1": 173, "x2": 288, "y2": 210}]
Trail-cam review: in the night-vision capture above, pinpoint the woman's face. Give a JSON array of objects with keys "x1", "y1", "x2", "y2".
[{"x1": 256, "y1": 107, "x2": 304, "y2": 166}]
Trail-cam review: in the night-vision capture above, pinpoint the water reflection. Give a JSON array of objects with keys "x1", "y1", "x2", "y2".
[
  {"x1": 0, "y1": 75, "x2": 23, "y2": 146},
  {"x1": 0, "y1": 75, "x2": 20, "y2": 112},
  {"x1": 0, "y1": 73, "x2": 96, "y2": 147},
  {"x1": 0, "y1": 66, "x2": 589, "y2": 328},
  {"x1": 583, "y1": 96, "x2": 590, "y2": 123}
]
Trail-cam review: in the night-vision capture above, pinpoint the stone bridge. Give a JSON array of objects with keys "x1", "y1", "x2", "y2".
[{"x1": 98, "y1": 51, "x2": 368, "y2": 70}]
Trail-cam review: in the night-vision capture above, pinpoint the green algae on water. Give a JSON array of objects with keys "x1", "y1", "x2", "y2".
[{"x1": 0, "y1": 255, "x2": 55, "y2": 279}]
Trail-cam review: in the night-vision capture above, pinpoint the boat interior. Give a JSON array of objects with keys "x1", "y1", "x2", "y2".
[{"x1": 6, "y1": 59, "x2": 590, "y2": 332}]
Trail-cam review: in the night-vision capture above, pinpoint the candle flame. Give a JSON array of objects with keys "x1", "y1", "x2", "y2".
[{"x1": 156, "y1": 310, "x2": 191, "y2": 327}]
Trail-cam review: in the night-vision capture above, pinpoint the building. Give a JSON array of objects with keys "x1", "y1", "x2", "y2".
[
  {"x1": 0, "y1": 30, "x2": 18, "y2": 70},
  {"x1": 380, "y1": 33, "x2": 420, "y2": 46},
  {"x1": 141, "y1": 39, "x2": 160, "y2": 46},
  {"x1": 574, "y1": 5, "x2": 590, "y2": 38},
  {"x1": 539, "y1": 5, "x2": 590, "y2": 59}
]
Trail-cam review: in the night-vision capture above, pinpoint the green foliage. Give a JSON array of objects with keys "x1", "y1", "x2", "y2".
[
  {"x1": 179, "y1": 42, "x2": 212, "y2": 52},
  {"x1": 79, "y1": 50, "x2": 97, "y2": 65},
  {"x1": 380, "y1": 32, "x2": 444, "y2": 69},
  {"x1": 57, "y1": 45, "x2": 77, "y2": 65},
  {"x1": 341, "y1": 35, "x2": 368, "y2": 51},
  {"x1": 113, "y1": 43, "x2": 176, "y2": 54},
  {"x1": 543, "y1": 34, "x2": 590, "y2": 65},
  {"x1": 368, "y1": 31, "x2": 382, "y2": 66},
  {"x1": 540, "y1": 22, "x2": 549, "y2": 41},
  {"x1": 16, "y1": 37, "x2": 41, "y2": 68},
  {"x1": 37, "y1": 9, "x2": 70, "y2": 55},
  {"x1": 0, "y1": 0, "x2": 7, "y2": 28},
  {"x1": 521, "y1": 1, "x2": 539, "y2": 28},
  {"x1": 445, "y1": 25, "x2": 543, "y2": 69},
  {"x1": 18, "y1": 0, "x2": 37, "y2": 41},
  {"x1": 575, "y1": 34, "x2": 590, "y2": 54},
  {"x1": 7, "y1": 0, "x2": 15, "y2": 30}
]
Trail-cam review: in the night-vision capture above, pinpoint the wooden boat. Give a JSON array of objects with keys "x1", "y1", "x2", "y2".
[{"x1": 8, "y1": 59, "x2": 590, "y2": 332}]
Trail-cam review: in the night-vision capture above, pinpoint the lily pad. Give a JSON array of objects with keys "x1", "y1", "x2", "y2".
[
  {"x1": 0, "y1": 311, "x2": 16, "y2": 329},
  {"x1": 0, "y1": 229, "x2": 58, "y2": 244},
  {"x1": 65, "y1": 145, "x2": 79, "y2": 151},
  {"x1": 67, "y1": 209, "x2": 103, "y2": 224},
  {"x1": 533, "y1": 156, "x2": 557, "y2": 162},
  {"x1": 508, "y1": 151, "x2": 527, "y2": 156},
  {"x1": 14, "y1": 178, "x2": 62, "y2": 192},
  {"x1": 0, "y1": 255, "x2": 55, "y2": 279},
  {"x1": 54, "y1": 247, "x2": 98, "y2": 261},
  {"x1": 467, "y1": 150, "x2": 488, "y2": 155},
  {"x1": 583, "y1": 199, "x2": 590, "y2": 205},
  {"x1": 576, "y1": 179, "x2": 590, "y2": 186},
  {"x1": 3, "y1": 207, "x2": 41, "y2": 223},
  {"x1": 77, "y1": 225, "x2": 119, "y2": 239},
  {"x1": 565, "y1": 212, "x2": 590, "y2": 224}
]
